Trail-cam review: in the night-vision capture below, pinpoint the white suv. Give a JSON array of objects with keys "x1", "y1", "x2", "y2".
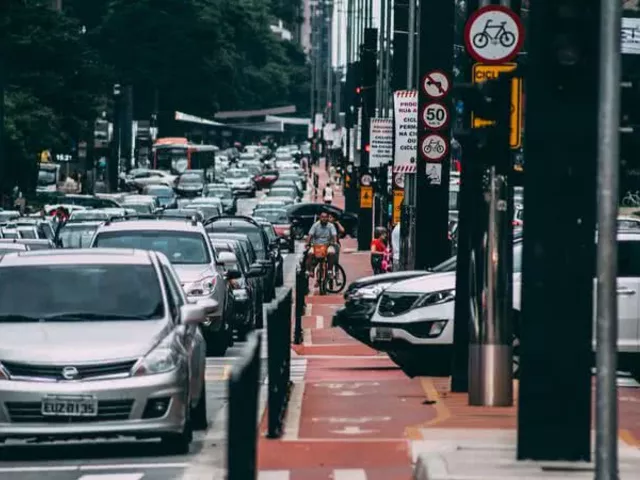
[
  {"x1": 370, "y1": 231, "x2": 640, "y2": 377},
  {"x1": 90, "y1": 218, "x2": 231, "y2": 356}
]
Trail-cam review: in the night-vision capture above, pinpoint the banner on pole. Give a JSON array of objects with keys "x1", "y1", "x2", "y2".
[
  {"x1": 355, "y1": 107, "x2": 363, "y2": 151},
  {"x1": 369, "y1": 118, "x2": 393, "y2": 168},
  {"x1": 392, "y1": 90, "x2": 418, "y2": 169}
]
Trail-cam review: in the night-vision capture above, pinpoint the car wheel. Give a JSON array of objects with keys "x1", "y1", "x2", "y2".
[
  {"x1": 276, "y1": 264, "x2": 284, "y2": 286},
  {"x1": 191, "y1": 379, "x2": 208, "y2": 431},
  {"x1": 160, "y1": 405, "x2": 193, "y2": 455}
]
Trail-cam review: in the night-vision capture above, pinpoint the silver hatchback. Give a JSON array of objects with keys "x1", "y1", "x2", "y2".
[{"x1": 0, "y1": 249, "x2": 213, "y2": 454}]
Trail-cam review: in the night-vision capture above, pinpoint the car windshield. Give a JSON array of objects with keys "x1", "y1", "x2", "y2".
[
  {"x1": 179, "y1": 174, "x2": 202, "y2": 184},
  {"x1": 227, "y1": 169, "x2": 249, "y2": 179},
  {"x1": 145, "y1": 186, "x2": 173, "y2": 196},
  {"x1": 59, "y1": 224, "x2": 99, "y2": 248},
  {"x1": 208, "y1": 189, "x2": 232, "y2": 199},
  {"x1": 94, "y1": 231, "x2": 211, "y2": 264},
  {"x1": 254, "y1": 210, "x2": 288, "y2": 224},
  {"x1": 268, "y1": 189, "x2": 295, "y2": 197},
  {"x1": 430, "y1": 243, "x2": 523, "y2": 273},
  {"x1": 207, "y1": 224, "x2": 264, "y2": 255},
  {"x1": 17, "y1": 228, "x2": 36, "y2": 239},
  {"x1": 184, "y1": 205, "x2": 220, "y2": 219},
  {"x1": 70, "y1": 211, "x2": 110, "y2": 221},
  {"x1": 121, "y1": 203, "x2": 153, "y2": 214},
  {"x1": 0, "y1": 264, "x2": 164, "y2": 321}
]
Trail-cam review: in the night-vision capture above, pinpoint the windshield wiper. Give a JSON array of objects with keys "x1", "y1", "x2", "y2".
[
  {"x1": 0, "y1": 314, "x2": 42, "y2": 322},
  {"x1": 43, "y1": 313, "x2": 154, "y2": 321}
]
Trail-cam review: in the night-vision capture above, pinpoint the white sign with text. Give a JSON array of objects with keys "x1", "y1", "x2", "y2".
[
  {"x1": 369, "y1": 118, "x2": 393, "y2": 168},
  {"x1": 393, "y1": 90, "x2": 418, "y2": 168}
]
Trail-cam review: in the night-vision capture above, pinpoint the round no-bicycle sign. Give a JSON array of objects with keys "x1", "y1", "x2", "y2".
[
  {"x1": 421, "y1": 102, "x2": 449, "y2": 130},
  {"x1": 420, "y1": 134, "x2": 449, "y2": 162},
  {"x1": 422, "y1": 71, "x2": 450, "y2": 99},
  {"x1": 464, "y1": 5, "x2": 524, "y2": 64}
]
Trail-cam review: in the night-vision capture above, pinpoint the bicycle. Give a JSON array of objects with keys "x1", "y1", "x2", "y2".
[
  {"x1": 308, "y1": 245, "x2": 347, "y2": 295},
  {"x1": 472, "y1": 20, "x2": 516, "y2": 49},
  {"x1": 622, "y1": 190, "x2": 640, "y2": 207},
  {"x1": 423, "y1": 139, "x2": 445, "y2": 155}
]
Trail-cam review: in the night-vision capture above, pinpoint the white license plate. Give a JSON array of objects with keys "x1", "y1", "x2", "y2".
[
  {"x1": 41, "y1": 395, "x2": 98, "y2": 417},
  {"x1": 373, "y1": 327, "x2": 393, "y2": 341}
]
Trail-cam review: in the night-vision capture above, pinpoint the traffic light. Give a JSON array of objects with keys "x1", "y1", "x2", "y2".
[{"x1": 356, "y1": 86, "x2": 361, "y2": 94}]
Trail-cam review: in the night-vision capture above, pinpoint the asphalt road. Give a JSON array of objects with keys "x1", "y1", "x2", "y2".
[{"x1": 0, "y1": 193, "x2": 300, "y2": 480}]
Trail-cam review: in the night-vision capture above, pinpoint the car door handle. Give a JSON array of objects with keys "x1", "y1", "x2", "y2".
[{"x1": 617, "y1": 288, "x2": 637, "y2": 296}]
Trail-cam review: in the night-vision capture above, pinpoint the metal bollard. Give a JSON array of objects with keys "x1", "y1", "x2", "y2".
[
  {"x1": 468, "y1": 166, "x2": 513, "y2": 407},
  {"x1": 294, "y1": 266, "x2": 305, "y2": 344},
  {"x1": 227, "y1": 332, "x2": 261, "y2": 480}
]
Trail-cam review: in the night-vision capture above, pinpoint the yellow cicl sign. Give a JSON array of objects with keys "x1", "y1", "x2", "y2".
[
  {"x1": 392, "y1": 189, "x2": 404, "y2": 225},
  {"x1": 360, "y1": 186, "x2": 373, "y2": 209},
  {"x1": 471, "y1": 63, "x2": 523, "y2": 149}
]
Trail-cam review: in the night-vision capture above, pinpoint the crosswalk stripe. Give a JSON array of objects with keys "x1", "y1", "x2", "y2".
[
  {"x1": 333, "y1": 469, "x2": 367, "y2": 480},
  {"x1": 78, "y1": 475, "x2": 144, "y2": 480},
  {"x1": 258, "y1": 471, "x2": 290, "y2": 480}
]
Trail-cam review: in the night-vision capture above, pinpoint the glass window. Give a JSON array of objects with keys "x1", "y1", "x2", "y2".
[
  {"x1": 94, "y1": 231, "x2": 211, "y2": 265},
  {"x1": 17, "y1": 228, "x2": 36, "y2": 239},
  {"x1": 254, "y1": 210, "x2": 289, "y2": 224},
  {"x1": 59, "y1": 224, "x2": 99, "y2": 248},
  {"x1": 207, "y1": 224, "x2": 265, "y2": 255},
  {"x1": 226, "y1": 169, "x2": 249, "y2": 179},
  {"x1": 262, "y1": 225, "x2": 277, "y2": 242},
  {"x1": 179, "y1": 173, "x2": 203, "y2": 184},
  {"x1": 618, "y1": 240, "x2": 640, "y2": 277},
  {"x1": 0, "y1": 264, "x2": 164, "y2": 321}
]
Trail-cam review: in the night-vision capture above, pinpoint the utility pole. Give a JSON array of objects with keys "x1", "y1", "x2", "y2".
[
  {"x1": 109, "y1": 83, "x2": 122, "y2": 192},
  {"x1": 392, "y1": 0, "x2": 409, "y2": 92},
  {"x1": 517, "y1": 0, "x2": 599, "y2": 462},
  {"x1": 414, "y1": 0, "x2": 454, "y2": 270},
  {"x1": 326, "y1": 0, "x2": 334, "y2": 116},
  {"x1": 0, "y1": 62, "x2": 5, "y2": 202},
  {"x1": 377, "y1": 0, "x2": 386, "y2": 115},
  {"x1": 383, "y1": 0, "x2": 392, "y2": 116},
  {"x1": 357, "y1": 28, "x2": 378, "y2": 250}
]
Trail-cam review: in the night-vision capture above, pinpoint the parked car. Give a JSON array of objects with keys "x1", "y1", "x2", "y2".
[
  {"x1": 253, "y1": 208, "x2": 294, "y2": 251},
  {"x1": 175, "y1": 170, "x2": 208, "y2": 198},
  {"x1": 90, "y1": 218, "x2": 232, "y2": 355},
  {"x1": 0, "y1": 248, "x2": 213, "y2": 452},
  {"x1": 253, "y1": 218, "x2": 284, "y2": 286}
]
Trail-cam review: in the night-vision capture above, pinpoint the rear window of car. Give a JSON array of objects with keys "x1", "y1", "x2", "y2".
[
  {"x1": 93, "y1": 231, "x2": 211, "y2": 265},
  {"x1": 206, "y1": 224, "x2": 265, "y2": 256},
  {"x1": 59, "y1": 224, "x2": 99, "y2": 248}
]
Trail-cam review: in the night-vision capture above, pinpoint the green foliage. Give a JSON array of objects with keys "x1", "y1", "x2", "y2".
[{"x1": 0, "y1": 0, "x2": 310, "y2": 192}]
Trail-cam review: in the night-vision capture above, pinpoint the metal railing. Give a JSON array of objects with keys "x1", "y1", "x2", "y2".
[
  {"x1": 294, "y1": 264, "x2": 307, "y2": 344},
  {"x1": 227, "y1": 331, "x2": 262, "y2": 480},
  {"x1": 267, "y1": 287, "x2": 293, "y2": 438}
]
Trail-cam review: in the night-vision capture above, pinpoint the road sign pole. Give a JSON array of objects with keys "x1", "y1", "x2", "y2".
[
  {"x1": 415, "y1": 0, "x2": 454, "y2": 271},
  {"x1": 517, "y1": 0, "x2": 598, "y2": 462},
  {"x1": 595, "y1": 0, "x2": 622, "y2": 477}
]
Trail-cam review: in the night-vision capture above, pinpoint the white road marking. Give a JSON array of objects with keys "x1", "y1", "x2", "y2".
[
  {"x1": 303, "y1": 328, "x2": 313, "y2": 346},
  {"x1": 78, "y1": 475, "x2": 144, "y2": 480},
  {"x1": 80, "y1": 463, "x2": 188, "y2": 470},
  {"x1": 305, "y1": 303, "x2": 312, "y2": 315},
  {"x1": 316, "y1": 315, "x2": 324, "y2": 328},
  {"x1": 333, "y1": 468, "x2": 368, "y2": 480},
  {"x1": 258, "y1": 471, "x2": 290, "y2": 480},
  {"x1": 282, "y1": 382, "x2": 306, "y2": 441},
  {"x1": 0, "y1": 467, "x2": 77, "y2": 473}
]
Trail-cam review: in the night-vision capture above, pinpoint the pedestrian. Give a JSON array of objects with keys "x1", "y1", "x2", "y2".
[
  {"x1": 322, "y1": 182, "x2": 334, "y2": 205},
  {"x1": 371, "y1": 227, "x2": 388, "y2": 275}
]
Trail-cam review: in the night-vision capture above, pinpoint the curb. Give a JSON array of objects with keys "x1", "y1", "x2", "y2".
[{"x1": 413, "y1": 453, "x2": 449, "y2": 480}]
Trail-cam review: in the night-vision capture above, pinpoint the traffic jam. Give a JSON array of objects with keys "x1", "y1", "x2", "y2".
[{"x1": 0, "y1": 139, "x2": 325, "y2": 455}]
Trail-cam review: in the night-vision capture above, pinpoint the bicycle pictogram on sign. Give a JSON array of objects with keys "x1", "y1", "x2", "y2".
[
  {"x1": 464, "y1": 5, "x2": 523, "y2": 64},
  {"x1": 420, "y1": 134, "x2": 448, "y2": 162}
]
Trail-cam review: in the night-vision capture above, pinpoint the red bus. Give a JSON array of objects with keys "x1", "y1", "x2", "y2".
[{"x1": 152, "y1": 137, "x2": 218, "y2": 175}]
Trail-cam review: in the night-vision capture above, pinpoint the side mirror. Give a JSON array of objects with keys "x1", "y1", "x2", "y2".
[
  {"x1": 180, "y1": 304, "x2": 207, "y2": 325},
  {"x1": 196, "y1": 297, "x2": 219, "y2": 316},
  {"x1": 226, "y1": 269, "x2": 242, "y2": 280}
]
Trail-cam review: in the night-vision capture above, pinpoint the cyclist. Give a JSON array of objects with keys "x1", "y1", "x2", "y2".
[
  {"x1": 305, "y1": 210, "x2": 337, "y2": 277},
  {"x1": 322, "y1": 182, "x2": 334, "y2": 205},
  {"x1": 327, "y1": 211, "x2": 345, "y2": 268}
]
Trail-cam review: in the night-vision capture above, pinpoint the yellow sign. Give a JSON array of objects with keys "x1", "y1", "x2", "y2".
[
  {"x1": 360, "y1": 186, "x2": 373, "y2": 209},
  {"x1": 40, "y1": 150, "x2": 51, "y2": 163},
  {"x1": 471, "y1": 63, "x2": 523, "y2": 149},
  {"x1": 393, "y1": 189, "x2": 404, "y2": 225}
]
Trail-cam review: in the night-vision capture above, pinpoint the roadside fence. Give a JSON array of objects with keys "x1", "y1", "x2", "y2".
[
  {"x1": 226, "y1": 331, "x2": 261, "y2": 480},
  {"x1": 267, "y1": 287, "x2": 293, "y2": 438},
  {"x1": 294, "y1": 264, "x2": 307, "y2": 344}
]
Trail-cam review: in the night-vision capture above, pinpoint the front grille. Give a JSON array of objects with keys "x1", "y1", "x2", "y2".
[
  {"x1": 372, "y1": 320, "x2": 446, "y2": 339},
  {"x1": 378, "y1": 293, "x2": 420, "y2": 317},
  {"x1": 5, "y1": 400, "x2": 134, "y2": 423},
  {"x1": 1, "y1": 360, "x2": 137, "y2": 381}
]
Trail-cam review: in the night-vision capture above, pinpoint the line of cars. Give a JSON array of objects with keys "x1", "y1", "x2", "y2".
[{"x1": 335, "y1": 220, "x2": 640, "y2": 381}]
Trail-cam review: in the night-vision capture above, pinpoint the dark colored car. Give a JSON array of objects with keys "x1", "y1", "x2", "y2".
[
  {"x1": 287, "y1": 203, "x2": 358, "y2": 239},
  {"x1": 254, "y1": 219, "x2": 284, "y2": 287},
  {"x1": 143, "y1": 184, "x2": 178, "y2": 208},
  {"x1": 208, "y1": 234, "x2": 265, "y2": 329},
  {"x1": 253, "y1": 169, "x2": 279, "y2": 189},
  {"x1": 210, "y1": 239, "x2": 262, "y2": 339},
  {"x1": 253, "y1": 208, "x2": 294, "y2": 251},
  {"x1": 205, "y1": 216, "x2": 276, "y2": 301},
  {"x1": 175, "y1": 170, "x2": 207, "y2": 198},
  {"x1": 206, "y1": 184, "x2": 237, "y2": 214}
]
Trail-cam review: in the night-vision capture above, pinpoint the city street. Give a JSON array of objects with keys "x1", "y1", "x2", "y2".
[{"x1": 0, "y1": 193, "x2": 300, "y2": 480}]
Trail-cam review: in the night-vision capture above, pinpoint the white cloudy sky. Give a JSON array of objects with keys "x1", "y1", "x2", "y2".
[{"x1": 331, "y1": 0, "x2": 387, "y2": 67}]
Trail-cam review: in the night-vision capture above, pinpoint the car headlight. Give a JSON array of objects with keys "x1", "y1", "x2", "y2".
[
  {"x1": 132, "y1": 342, "x2": 179, "y2": 376},
  {"x1": 350, "y1": 282, "x2": 393, "y2": 301},
  {"x1": 185, "y1": 276, "x2": 217, "y2": 296},
  {"x1": 412, "y1": 289, "x2": 456, "y2": 309}
]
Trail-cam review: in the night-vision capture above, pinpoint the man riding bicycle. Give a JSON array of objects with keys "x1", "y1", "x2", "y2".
[{"x1": 305, "y1": 211, "x2": 337, "y2": 277}]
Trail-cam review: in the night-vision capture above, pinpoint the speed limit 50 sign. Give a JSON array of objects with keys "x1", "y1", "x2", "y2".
[{"x1": 421, "y1": 102, "x2": 449, "y2": 130}]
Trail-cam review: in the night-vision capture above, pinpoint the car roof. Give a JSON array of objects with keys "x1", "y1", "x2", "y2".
[
  {"x1": 95, "y1": 220, "x2": 205, "y2": 233},
  {"x1": 0, "y1": 248, "x2": 153, "y2": 266}
]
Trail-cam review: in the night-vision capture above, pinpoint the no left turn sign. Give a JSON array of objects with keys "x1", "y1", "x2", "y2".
[
  {"x1": 464, "y1": 5, "x2": 523, "y2": 64},
  {"x1": 421, "y1": 103, "x2": 449, "y2": 130},
  {"x1": 420, "y1": 134, "x2": 449, "y2": 162},
  {"x1": 422, "y1": 71, "x2": 450, "y2": 99}
]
